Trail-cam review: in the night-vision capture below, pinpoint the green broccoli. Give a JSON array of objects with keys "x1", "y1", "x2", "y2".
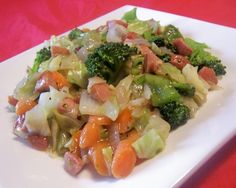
[
  {"x1": 163, "y1": 24, "x2": 183, "y2": 43},
  {"x1": 31, "y1": 47, "x2": 51, "y2": 73},
  {"x1": 160, "y1": 101, "x2": 190, "y2": 130},
  {"x1": 131, "y1": 55, "x2": 144, "y2": 75},
  {"x1": 68, "y1": 28, "x2": 84, "y2": 40},
  {"x1": 85, "y1": 42, "x2": 137, "y2": 83},
  {"x1": 159, "y1": 54, "x2": 171, "y2": 63},
  {"x1": 184, "y1": 38, "x2": 226, "y2": 76},
  {"x1": 172, "y1": 82, "x2": 195, "y2": 97}
]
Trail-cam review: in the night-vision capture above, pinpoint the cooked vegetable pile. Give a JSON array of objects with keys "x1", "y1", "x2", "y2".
[{"x1": 8, "y1": 8, "x2": 226, "y2": 178}]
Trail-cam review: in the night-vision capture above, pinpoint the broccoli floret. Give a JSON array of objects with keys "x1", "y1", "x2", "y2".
[
  {"x1": 172, "y1": 82, "x2": 195, "y2": 97},
  {"x1": 160, "y1": 101, "x2": 190, "y2": 130},
  {"x1": 68, "y1": 28, "x2": 84, "y2": 40},
  {"x1": 184, "y1": 38, "x2": 226, "y2": 76},
  {"x1": 154, "y1": 36, "x2": 165, "y2": 47},
  {"x1": 31, "y1": 47, "x2": 51, "y2": 73},
  {"x1": 85, "y1": 42, "x2": 137, "y2": 83},
  {"x1": 163, "y1": 24, "x2": 183, "y2": 43},
  {"x1": 159, "y1": 54, "x2": 171, "y2": 63},
  {"x1": 203, "y1": 60, "x2": 226, "y2": 76}
]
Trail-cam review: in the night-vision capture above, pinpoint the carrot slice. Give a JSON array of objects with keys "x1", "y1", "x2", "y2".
[
  {"x1": 51, "y1": 46, "x2": 70, "y2": 56},
  {"x1": 88, "y1": 141, "x2": 110, "y2": 176},
  {"x1": 15, "y1": 99, "x2": 37, "y2": 115},
  {"x1": 51, "y1": 71, "x2": 69, "y2": 89},
  {"x1": 88, "y1": 115, "x2": 113, "y2": 126},
  {"x1": 79, "y1": 122, "x2": 101, "y2": 149},
  {"x1": 115, "y1": 107, "x2": 132, "y2": 133},
  {"x1": 70, "y1": 130, "x2": 81, "y2": 156},
  {"x1": 111, "y1": 131, "x2": 140, "y2": 178},
  {"x1": 111, "y1": 140, "x2": 136, "y2": 178}
]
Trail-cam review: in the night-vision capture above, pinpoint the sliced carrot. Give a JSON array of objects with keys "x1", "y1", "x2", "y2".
[
  {"x1": 88, "y1": 115, "x2": 113, "y2": 126},
  {"x1": 90, "y1": 83, "x2": 112, "y2": 103},
  {"x1": 88, "y1": 141, "x2": 110, "y2": 176},
  {"x1": 8, "y1": 95, "x2": 18, "y2": 106},
  {"x1": 15, "y1": 99, "x2": 37, "y2": 115},
  {"x1": 79, "y1": 122, "x2": 101, "y2": 149},
  {"x1": 115, "y1": 107, "x2": 132, "y2": 134},
  {"x1": 51, "y1": 71, "x2": 69, "y2": 89},
  {"x1": 111, "y1": 140, "x2": 137, "y2": 178},
  {"x1": 51, "y1": 46, "x2": 70, "y2": 56},
  {"x1": 70, "y1": 130, "x2": 81, "y2": 156}
]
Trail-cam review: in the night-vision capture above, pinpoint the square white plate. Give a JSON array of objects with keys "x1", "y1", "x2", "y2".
[{"x1": 1, "y1": 5, "x2": 236, "y2": 188}]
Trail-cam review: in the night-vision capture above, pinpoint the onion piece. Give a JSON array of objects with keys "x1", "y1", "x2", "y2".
[{"x1": 106, "y1": 21, "x2": 127, "y2": 43}]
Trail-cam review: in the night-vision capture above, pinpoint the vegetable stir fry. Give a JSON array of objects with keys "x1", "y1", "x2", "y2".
[{"x1": 8, "y1": 8, "x2": 226, "y2": 178}]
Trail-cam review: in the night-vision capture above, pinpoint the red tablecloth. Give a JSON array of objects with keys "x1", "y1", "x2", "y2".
[{"x1": 1, "y1": 0, "x2": 236, "y2": 187}]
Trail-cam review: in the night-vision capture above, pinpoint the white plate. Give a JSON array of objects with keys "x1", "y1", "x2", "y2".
[{"x1": 1, "y1": 5, "x2": 236, "y2": 188}]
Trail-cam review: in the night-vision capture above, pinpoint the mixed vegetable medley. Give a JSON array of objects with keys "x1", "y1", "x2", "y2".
[{"x1": 8, "y1": 8, "x2": 226, "y2": 178}]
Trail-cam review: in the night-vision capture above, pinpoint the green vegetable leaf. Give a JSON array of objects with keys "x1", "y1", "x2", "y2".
[
  {"x1": 184, "y1": 38, "x2": 226, "y2": 76},
  {"x1": 122, "y1": 8, "x2": 137, "y2": 23},
  {"x1": 132, "y1": 129, "x2": 165, "y2": 159}
]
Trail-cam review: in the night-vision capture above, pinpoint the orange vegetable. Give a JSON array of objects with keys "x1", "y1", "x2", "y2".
[
  {"x1": 70, "y1": 130, "x2": 81, "y2": 156},
  {"x1": 111, "y1": 140, "x2": 137, "y2": 178},
  {"x1": 111, "y1": 131, "x2": 139, "y2": 178},
  {"x1": 51, "y1": 46, "x2": 70, "y2": 56},
  {"x1": 88, "y1": 115, "x2": 113, "y2": 126},
  {"x1": 79, "y1": 122, "x2": 101, "y2": 149},
  {"x1": 15, "y1": 99, "x2": 37, "y2": 115},
  {"x1": 88, "y1": 141, "x2": 110, "y2": 176},
  {"x1": 51, "y1": 71, "x2": 69, "y2": 89},
  {"x1": 115, "y1": 107, "x2": 132, "y2": 133}
]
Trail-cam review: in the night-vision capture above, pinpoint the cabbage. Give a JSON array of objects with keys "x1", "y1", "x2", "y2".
[
  {"x1": 48, "y1": 55, "x2": 62, "y2": 71},
  {"x1": 122, "y1": 8, "x2": 137, "y2": 23},
  {"x1": 182, "y1": 64, "x2": 210, "y2": 104},
  {"x1": 53, "y1": 110, "x2": 84, "y2": 133},
  {"x1": 13, "y1": 73, "x2": 40, "y2": 100},
  {"x1": 24, "y1": 105, "x2": 51, "y2": 136},
  {"x1": 182, "y1": 97, "x2": 199, "y2": 117},
  {"x1": 38, "y1": 87, "x2": 69, "y2": 118},
  {"x1": 102, "y1": 146, "x2": 113, "y2": 172},
  {"x1": 79, "y1": 90, "x2": 119, "y2": 121},
  {"x1": 182, "y1": 64, "x2": 209, "y2": 95},
  {"x1": 127, "y1": 20, "x2": 150, "y2": 35},
  {"x1": 115, "y1": 75, "x2": 133, "y2": 109},
  {"x1": 132, "y1": 129, "x2": 165, "y2": 159},
  {"x1": 67, "y1": 62, "x2": 88, "y2": 88},
  {"x1": 160, "y1": 63, "x2": 186, "y2": 83},
  {"x1": 144, "y1": 114, "x2": 170, "y2": 141}
]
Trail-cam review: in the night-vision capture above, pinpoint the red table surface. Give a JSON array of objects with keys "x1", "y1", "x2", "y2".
[{"x1": 1, "y1": 0, "x2": 236, "y2": 187}]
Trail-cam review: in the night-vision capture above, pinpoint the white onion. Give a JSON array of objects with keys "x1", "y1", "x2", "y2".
[
  {"x1": 106, "y1": 21, "x2": 127, "y2": 43},
  {"x1": 76, "y1": 47, "x2": 89, "y2": 62},
  {"x1": 143, "y1": 84, "x2": 152, "y2": 100}
]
